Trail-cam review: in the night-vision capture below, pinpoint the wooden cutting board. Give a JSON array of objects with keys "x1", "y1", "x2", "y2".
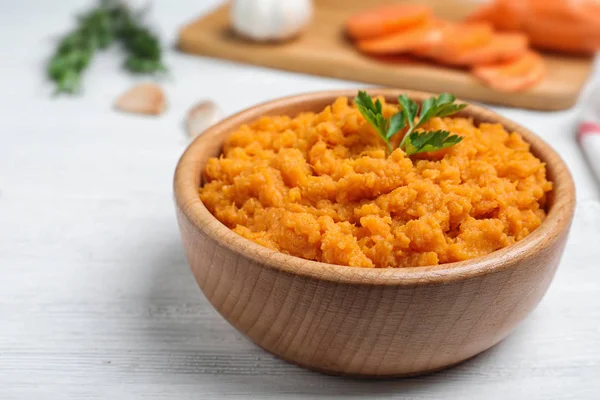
[{"x1": 178, "y1": 0, "x2": 594, "y2": 110}]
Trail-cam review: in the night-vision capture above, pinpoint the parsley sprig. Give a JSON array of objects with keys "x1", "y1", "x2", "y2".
[
  {"x1": 47, "y1": 0, "x2": 167, "y2": 95},
  {"x1": 354, "y1": 91, "x2": 467, "y2": 155}
]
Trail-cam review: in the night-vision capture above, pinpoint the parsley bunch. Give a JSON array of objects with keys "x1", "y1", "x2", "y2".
[
  {"x1": 354, "y1": 91, "x2": 466, "y2": 155},
  {"x1": 47, "y1": 0, "x2": 167, "y2": 94},
  {"x1": 47, "y1": 7, "x2": 115, "y2": 94}
]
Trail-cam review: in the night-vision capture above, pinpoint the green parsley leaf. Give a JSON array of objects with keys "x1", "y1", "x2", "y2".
[
  {"x1": 397, "y1": 95, "x2": 420, "y2": 148},
  {"x1": 355, "y1": 91, "x2": 393, "y2": 152},
  {"x1": 353, "y1": 91, "x2": 467, "y2": 157},
  {"x1": 416, "y1": 93, "x2": 467, "y2": 129},
  {"x1": 354, "y1": 91, "x2": 386, "y2": 135},
  {"x1": 404, "y1": 130, "x2": 463, "y2": 155},
  {"x1": 386, "y1": 112, "x2": 406, "y2": 140},
  {"x1": 398, "y1": 95, "x2": 418, "y2": 131}
]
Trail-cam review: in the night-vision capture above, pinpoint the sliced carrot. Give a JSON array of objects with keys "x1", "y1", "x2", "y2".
[
  {"x1": 413, "y1": 23, "x2": 494, "y2": 60},
  {"x1": 525, "y1": 15, "x2": 600, "y2": 54},
  {"x1": 526, "y1": 0, "x2": 600, "y2": 23},
  {"x1": 346, "y1": 4, "x2": 432, "y2": 40},
  {"x1": 465, "y1": 3, "x2": 499, "y2": 25},
  {"x1": 465, "y1": 0, "x2": 600, "y2": 54},
  {"x1": 525, "y1": 0, "x2": 600, "y2": 54},
  {"x1": 411, "y1": 23, "x2": 453, "y2": 58},
  {"x1": 495, "y1": 0, "x2": 527, "y2": 31},
  {"x1": 467, "y1": 0, "x2": 524, "y2": 31},
  {"x1": 356, "y1": 21, "x2": 445, "y2": 55},
  {"x1": 472, "y1": 51, "x2": 546, "y2": 92},
  {"x1": 440, "y1": 33, "x2": 528, "y2": 66},
  {"x1": 475, "y1": 51, "x2": 542, "y2": 77},
  {"x1": 445, "y1": 23, "x2": 494, "y2": 52},
  {"x1": 471, "y1": 0, "x2": 600, "y2": 28},
  {"x1": 572, "y1": 1, "x2": 600, "y2": 25},
  {"x1": 526, "y1": 0, "x2": 569, "y2": 19}
]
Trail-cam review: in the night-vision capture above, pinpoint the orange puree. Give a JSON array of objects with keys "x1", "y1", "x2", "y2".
[{"x1": 200, "y1": 97, "x2": 552, "y2": 268}]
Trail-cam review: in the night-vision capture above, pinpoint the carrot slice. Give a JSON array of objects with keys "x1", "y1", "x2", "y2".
[
  {"x1": 472, "y1": 51, "x2": 546, "y2": 92},
  {"x1": 465, "y1": 3, "x2": 499, "y2": 24},
  {"x1": 496, "y1": 0, "x2": 527, "y2": 31},
  {"x1": 526, "y1": 0, "x2": 600, "y2": 23},
  {"x1": 444, "y1": 23, "x2": 494, "y2": 52},
  {"x1": 467, "y1": 0, "x2": 525, "y2": 31},
  {"x1": 572, "y1": 1, "x2": 600, "y2": 25},
  {"x1": 524, "y1": 0, "x2": 600, "y2": 20},
  {"x1": 346, "y1": 4, "x2": 432, "y2": 40},
  {"x1": 356, "y1": 21, "x2": 444, "y2": 55},
  {"x1": 525, "y1": 14, "x2": 600, "y2": 54},
  {"x1": 465, "y1": 0, "x2": 600, "y2": 54},
  {"x1": 413, "y1": 23, "x2": 494, "y2": 60},
  {"x1": 440, "y1": 33, "x2": 528, "y2": 66},
  {"x1": 526, "y1": 0, "x2": 568, "y2": 18},
  {"x1": 525, "y1": 0, "x2": 600, "y2": 54}
]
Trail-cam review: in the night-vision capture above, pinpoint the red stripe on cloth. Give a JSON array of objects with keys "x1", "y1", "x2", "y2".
[{"x1": 578, "y1": 122, "x2": 600, "y2": 142}]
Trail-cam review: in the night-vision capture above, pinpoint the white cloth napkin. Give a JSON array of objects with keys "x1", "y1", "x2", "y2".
[{"x1": 578, "y1": 84, "x2": 600, "y2": 183}]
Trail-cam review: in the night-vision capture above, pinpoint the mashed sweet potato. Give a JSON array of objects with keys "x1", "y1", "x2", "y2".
[{"x1": 200, "y1": 97, "x2": 552, "y2": 268}]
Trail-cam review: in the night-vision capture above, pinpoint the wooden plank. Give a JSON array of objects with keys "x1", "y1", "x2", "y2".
[{"x1": 178, "y1": 1, "x2": 594, "y2": 111}]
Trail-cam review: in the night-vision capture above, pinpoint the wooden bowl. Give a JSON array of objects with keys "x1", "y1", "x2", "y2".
[{"x1": 174, "y1": 89, "x2": 575, "y2": 377}]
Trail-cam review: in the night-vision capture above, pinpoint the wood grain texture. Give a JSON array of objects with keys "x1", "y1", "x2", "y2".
[
  {"x1": 173, "y1": 89, "x2": 576, "y2": 377},
  {"x1": 177, "y1": 0, "x2": 594, "y2": 111}
]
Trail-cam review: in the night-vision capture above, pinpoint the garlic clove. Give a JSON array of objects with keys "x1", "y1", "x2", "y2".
[
  {"x1": 186, "y1": 100, "x2": 223, "y2": 139},
  {"x1": 115, "y1": 83, "x2": 167, "y2": 116}
]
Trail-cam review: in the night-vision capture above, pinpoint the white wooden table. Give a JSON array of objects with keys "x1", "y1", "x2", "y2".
[{"x1": 1, "y1": 1, "x2": 600, "y2": 398}]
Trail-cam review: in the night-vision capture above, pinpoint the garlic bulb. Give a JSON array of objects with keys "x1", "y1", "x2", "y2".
[{"x1": 231, "y1": 0, "x2": 313, "y2": 42}]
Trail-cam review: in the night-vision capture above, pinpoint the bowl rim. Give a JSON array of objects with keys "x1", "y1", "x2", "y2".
[{"x1": 174, "y1": 89, "x2": 575, "y2": 286}]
